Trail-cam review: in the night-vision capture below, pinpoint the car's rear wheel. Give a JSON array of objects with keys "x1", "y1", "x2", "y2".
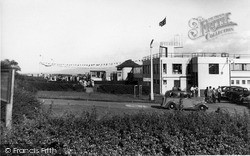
[
  {"x1": 199, "y1": 105, "x2": 206, "y2": 111},
  {"x1": 168, "y1": 102, "x2": 176, "y2": 110}
]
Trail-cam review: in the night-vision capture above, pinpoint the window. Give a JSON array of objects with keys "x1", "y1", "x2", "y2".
[
  {"x1": 157, "y1": 80, "x2": 160, "y2": 84},
  {"x1": 248, "y1": 80, "x2": 250, "y2": 84},
  {"x1": 163, "y1": 80, "x2": 167, "y2": 84},
  {"x1": 153, "y1": 64, "x2": 156, "y2": 74},
  {"x1": 209, "y1": 64, "x2": 219, "y2": 74},
  {"x1": 156, "y1": 64, "x2": 159, "y2": 74},
  {"x1": 163, "y1": 64, "x2": 167, "y2": 74},
  {"x1": 242, "y1": 80, "x2": 246, "y2": 84},
  {"x1": 236, "y1": 80, "x2": 240, "y2": 84},
  {"x1": 172, "y1": 64, "x2": 182, "y2": 74},
  {"x1": 231, "y1": 80, "x2": 234, "y2": 84},
  {"x1": 233, "y1": 63, "x2": 250, "y2": 71}
]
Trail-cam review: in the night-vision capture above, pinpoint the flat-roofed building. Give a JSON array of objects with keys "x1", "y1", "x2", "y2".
[{"x1": 142, "y1": 41, "x2": 250, "y2": 96}]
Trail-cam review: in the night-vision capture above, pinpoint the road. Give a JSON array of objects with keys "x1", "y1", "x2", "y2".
[{"x1": 41, "y1": 98, "x2": 249, "y2": 118}]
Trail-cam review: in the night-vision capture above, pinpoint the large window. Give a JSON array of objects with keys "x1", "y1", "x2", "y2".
[
  {"x1": 163, "y1": 64, "x2": 167, "y2": 74},
  {"x1": 172, "y1": 64, "x2": 182, "y2": 74},
  {"x1": 143, "y1": 65, "x2": 150, "y2": 74},
  {"x1": 209, "y1": 64, "x2": 219, "y2": 74}
]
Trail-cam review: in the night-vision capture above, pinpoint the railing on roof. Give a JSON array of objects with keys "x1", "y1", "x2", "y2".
[{"x1": 142, "y1": 52, "x2": 250, "y2": 61}]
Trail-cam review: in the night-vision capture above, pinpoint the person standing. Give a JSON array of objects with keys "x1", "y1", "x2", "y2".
[
  {"x1": 204, "y1": 87, "x2": 208, "y2": 102},
  {"x1": 91, "y1": 79, "x2": 95, "y2": 87},
  {"x1": 212, "y1": 88, "x2": 217, "y2": 103},
  {"x1": 207, "y1": 86, "x2": 212, "y2": 103},
  {"x1": 194, "y1": 86, "x2": 198, "y2": 97},
  {"x1": 190, "y1": 86, "x2": 195, "y2": 97},
  {"x1": 217, "y1": 86, "x2": 222, "y2": 103}
]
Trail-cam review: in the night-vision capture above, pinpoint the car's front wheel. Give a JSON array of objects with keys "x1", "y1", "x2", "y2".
[
  {"x1": 168, "y1": 102, "x2": 176, "y2": 110},
  {"x1": 199, "y1": 105, "x2": 207, "y2": 111}
]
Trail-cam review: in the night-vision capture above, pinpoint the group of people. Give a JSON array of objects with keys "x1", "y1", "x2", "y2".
[
  {"x1": 190, "y1": 85, "x2": 199, "y2": 97},
  {"x1": 204, "y1": 86, "x2": 222, "y2": 103},
  {"x1": 79, "y1": 78, "x2": 95, "y2": 88}
]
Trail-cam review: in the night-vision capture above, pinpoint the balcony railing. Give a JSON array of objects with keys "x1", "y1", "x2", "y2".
[{"x1": 142, "y1": 52, "x2": 250, "y2": 61}]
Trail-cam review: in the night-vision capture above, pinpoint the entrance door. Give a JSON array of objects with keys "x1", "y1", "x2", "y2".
[{"x1": 174, "y1": 80, "x2": 180, "y2": 88}]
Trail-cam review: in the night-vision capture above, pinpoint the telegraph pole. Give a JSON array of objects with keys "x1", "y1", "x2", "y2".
[{"x1": 150, "y1": 39, "x2": 154, "y2": 101}]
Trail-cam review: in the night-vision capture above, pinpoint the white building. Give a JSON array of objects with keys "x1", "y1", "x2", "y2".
[
  {"x1": 142, "y1": 42, "x2": 250, "y2": 96},
  {"x1": 116, "y1": 59, "x2": 141, "y2": 81}
]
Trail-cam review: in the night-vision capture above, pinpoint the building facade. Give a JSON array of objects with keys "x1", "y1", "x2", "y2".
[{"x1": 142, "y1": 43, "x2": 250, "y2": 96}]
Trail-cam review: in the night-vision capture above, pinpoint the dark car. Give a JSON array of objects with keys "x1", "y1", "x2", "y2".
[
  {"x1": 161, "y1": 90, "x2": 208, "y2": 111},
  {"x1": 224, "y1": 86, "x2": 248, "y2": 101},
  {"x1": 226, "y1": 86, "x2": 249, "y2": 103}
]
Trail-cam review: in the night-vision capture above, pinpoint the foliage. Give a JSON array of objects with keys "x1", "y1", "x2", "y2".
[
  {"x1": 1, "y1": 59, "x2": 21, "y2": 71},
  {"x1": 28, "y1": 81, "x2": 85, "y2": 92},
  {"x1": 1, "y1": 109, "x2": 249, "y2": 155},
  {"x1": 1, "y1": 88, "x2": 42, "y2": 124}
]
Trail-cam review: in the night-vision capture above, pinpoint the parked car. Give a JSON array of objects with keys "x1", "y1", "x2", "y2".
[
  {"x1": 225, "y1": 86, "x2": 249, "y2": 103},
  {"x1": 161, "y1": 90, "x2": 208, "y2": 111}
]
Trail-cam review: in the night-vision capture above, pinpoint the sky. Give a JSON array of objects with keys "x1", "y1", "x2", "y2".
[{"x1": 1, "y1": 0, "x2": 250, "y2": 73}]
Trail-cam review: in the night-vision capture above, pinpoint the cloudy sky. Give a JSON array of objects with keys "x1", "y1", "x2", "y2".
[{"x1": 1, "y1": 0, "x2": 250, "y2": 73}]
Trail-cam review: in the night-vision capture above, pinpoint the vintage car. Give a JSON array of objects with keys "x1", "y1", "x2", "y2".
[
  {"x1": 161, "y1": 90, "x2": 208, "y2": 111},
  {"x1": 224, "y1": 86, "x2": 248, "y2": 101}
]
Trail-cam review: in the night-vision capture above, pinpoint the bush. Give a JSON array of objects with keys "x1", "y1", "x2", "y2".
[
  {"x1": 1, "y1": 88, "x2": 42, "y2": 124},
  {"x1": 1, "y1": 110, "x2": 249, "y2": 155}
]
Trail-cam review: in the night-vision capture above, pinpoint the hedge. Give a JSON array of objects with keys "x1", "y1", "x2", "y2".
[
  {"x1": 1, "y1": 110, "x2": 249, "y2": 155},
  {"x1": 1, "y1": 88, "x2": 42, "y2": 124},
  {"x1": 27, "y1": 81, "x2": 85, "y2": 92},
  {"x1": 97, "y1": 84, "x2": 150, "y2": 95}
]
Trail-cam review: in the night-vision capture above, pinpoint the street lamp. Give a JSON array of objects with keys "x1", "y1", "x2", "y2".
[{"x1": 150, "y1": 39, "x2": 154, "y2": 101}]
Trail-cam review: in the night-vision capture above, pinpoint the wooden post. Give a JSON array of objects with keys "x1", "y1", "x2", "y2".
[
  {"x1": 134, "y1": 85, "x2": 137, "y2": 98},
  {"x1": 5, "y1": 68, "x2": 16, "y2": 130},
  {"x1": 139, "y1": 85, "x2": 142, "y2": 98}
]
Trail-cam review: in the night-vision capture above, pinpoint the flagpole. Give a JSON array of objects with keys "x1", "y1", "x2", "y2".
[{"x1": 150, "y1": 40, "x2": 154, "y2": 101}]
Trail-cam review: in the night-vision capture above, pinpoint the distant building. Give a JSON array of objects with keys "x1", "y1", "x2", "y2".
[
  {"x1": 90, "y1": 70, "x2": 106, "y2": 81},
  {"x1": 116, "y1": 59, "x2": 141, "y2": 81}
]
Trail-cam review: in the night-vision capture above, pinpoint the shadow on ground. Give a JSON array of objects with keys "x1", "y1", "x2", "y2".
[{"x1": 151, "y1": 105, "x2": 166, "y2": 109}]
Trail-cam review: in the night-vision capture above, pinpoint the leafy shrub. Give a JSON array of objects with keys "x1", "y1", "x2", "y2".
[
  {"x1": 22, "y1": 81, "x2": 85, "y2": 92},
  {"x1": 1, "y1": 88, "x2": 42, "y2": 124},
  {"x1": 1, "y1": 109, "x2": 249, "y2": 155}
]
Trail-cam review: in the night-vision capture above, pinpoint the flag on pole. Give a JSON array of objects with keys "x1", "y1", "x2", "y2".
[
  {"x1": 150, "y1": 39, "x2": 154, "y2": 48},
  {"x1": 159, "y1": 17, "x2": 166, "y2": 27}
]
